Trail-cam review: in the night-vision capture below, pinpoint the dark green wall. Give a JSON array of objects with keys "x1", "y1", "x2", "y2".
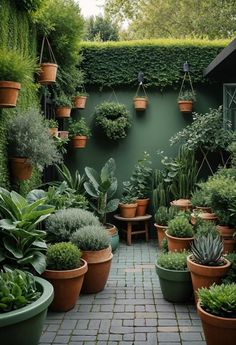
[{"x1": 66, "y1": 84, "x2": 222, "y2": 195}]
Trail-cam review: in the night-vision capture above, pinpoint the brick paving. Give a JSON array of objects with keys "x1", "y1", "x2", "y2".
[{"x1": 40, "y1": 240, "x2": 206, "y2": 345}]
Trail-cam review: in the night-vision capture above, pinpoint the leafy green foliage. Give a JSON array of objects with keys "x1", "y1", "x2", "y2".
[
  {"x1": 45, "y1": 208, "x2": 100, "y2": 243},
  {"x1": 191, "y1": 188, "x2": 211, "y2": 208},
  {"x1": 155, "y1": 206, "x2": 179, "y2": 226},
  {"x1": 0, "y1": 269, "x2": 41, "y2": 313},
  {"x1": 54, "y1": 94, "x2": 72, "y2": 107},
  {"x1": 120, "y1": 181, "x2": 137, "y2": 204},
  {"x1": 195, "y1": 221, "x2": 218, "y2": 238},
  {"x1": 84, "y1": 158, "x2": 119, "y2": 224},
  {"x1": 46, "y1": 242, "x2": 81, "y2": 270},
  {"x1": 0, "y1": 187, "x2": 54, "y2": 274},
  {"x1": 44, "y1": 118, "x2": 58, "y2": 128},
  {"x1": 79, "y1": 39, "x2": 227, "y2": 88},
  {"x1": 94, "y1": 102, "x2": 131, "y2": 140},
  {"x1": 178, "y1": 90, "x2": 196, "y2": 102},
  {"x1": 198, "y1": 283, "x2": 236, "y2": 318},
  {"x1": 68, "y1": 118, "x2": 91, "y2": 137},
  {"x1": 14, "y1": 0, "x2": 44, "y2": 12},
  {"x1": 191, "y1": 233, "x2": 224, "y2": 266},
  {"x1": 167, "y1": 214, "x2": 194, "y2": 238},
  {"x1": 84, "y1": 15, "x2": 119, "y2": 42},
  {"x1": 55, "y1": 163, "x2": 86, "y2": 195},
  {"x1": 71, "y1": 225, "x2": 111, "y2": 251},
  {"x1": 157, "y1": 251, "x2": 189, "y2": 270}
]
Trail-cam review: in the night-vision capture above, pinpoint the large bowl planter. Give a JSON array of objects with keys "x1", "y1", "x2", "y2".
[
  {"x1": 73, "y1": 96, "x2": 87, "y2": 109},
  {"x1": 119, "y1": 203, "x2": 137, "y2": 218},
  {"x1": 154, "y1": 223, "x2": 167, "y2": 248},
  {"x1": 42, "y1": 259, "x2": 88, "y2": 312},
  {"x1": 38, "y1": 63, "x2": 58, "y2": 85},
  {"x1": 155, "y1": 264, "x2": 193, "y2": 302},
  {"x1": 0, "y1": 81, "x2": 21, "y2": 108},
  {"x1": 0, "y1": 277, "x2": 53, "y2": 345},
  {"x1": 71, "y1": 135, "x2": 87, "y2": 148},
  {"x1": 55, "y1": 107, "x2": 71, "y2": 118},
  {"x1": 136, "y1": 198, "x2": 149, "y2": 216},
  {"x1": 178, "y1": 100, "x2": 193, "y2": 113},
  {"x1": 166, "y1": 231, "x2": 194, "y2": 252},
  {"x1": 81, "y1": 247, "x2": 113, "y2": 294},
  {"x1": 187, "y1": 255, "x2": 231, "y2": 303},
  {"x1": 170, "y1": 199, "x2": 192, "y2": 211},
  {"x1": 197, "y1": 302, "x2": 236, "y2": 345},
  {"x1": 10, "y1": 157, "x2": 33, "y2": 181},
  {"x1": 106, "y1": 224, "x2": 119, "y2": 252},
  {"x1": 133, "y1": 97, "x2": 148, "y2": 111}
]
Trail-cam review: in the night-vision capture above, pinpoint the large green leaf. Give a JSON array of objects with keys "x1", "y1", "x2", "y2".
[
  {"x1": 26, "y1": 189, "x2": 46, "y2": 204},
  {"x1": 29, "y1": 252, "x2": 46, "y2": 274},
  {"x1": 106, "y1": 198, "x2": 119, "y2": 213},
  {"x1": 101, "y1": 158, "x2": 116, "y2": 182},
  {"x1": 10, "y1": 191, "x2": 28, "y2": 209},
  {"x1": 84, "y1": 182, "x2": 99, "y2": 198},
  {"x1": 85, "y1": 167, "x2": 100, "y2": 190},
  {"x1": 3, "y1": 237, "x2": 23, "y2": 259},
  {"x1": 0, "y1": 219, "x2": 16, "y2": 230}
]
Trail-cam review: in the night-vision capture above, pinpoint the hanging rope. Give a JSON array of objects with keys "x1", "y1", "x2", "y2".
[
  {"x1": 39, "y1": 36, "x2": 57, "y2": 64},
  {"x1": 135, "y1": 82, "x2": 148, "y2": 98},
  {"x1": 178, "y1": 61, "x2": 194, "y2": 97},
  {"x1": 107, "y1": 87, "x2": 120, "y2": 103}
]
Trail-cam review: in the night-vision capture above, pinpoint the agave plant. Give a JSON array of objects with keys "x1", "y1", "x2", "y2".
[{"x1": 191, "y1": 233, "x2": 224, "y2": 266}]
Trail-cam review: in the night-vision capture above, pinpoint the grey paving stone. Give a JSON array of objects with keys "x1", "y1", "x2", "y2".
[
  {"x1": 53, "y1": 335, "x2": 71, "y2": 343},
  {"x1": 39, "y1": 332, "x2": 56, "y2": 343},
  {"x1": 60, "y1": 320, "x2": 77, "y2": 330},
  {"x1": 180, "y1": 332, "x2": 203, "y2": 340},
  {"x1": 157, "y1": 332, "x2": 181, "y2": 342}
]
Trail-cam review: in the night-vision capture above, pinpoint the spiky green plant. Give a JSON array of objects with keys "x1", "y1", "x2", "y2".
[{"x1": 191, "y1": 233, "x2": 224, "y2": 266}]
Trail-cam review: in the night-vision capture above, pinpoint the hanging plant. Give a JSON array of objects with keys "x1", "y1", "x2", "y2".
[
  {"x1": 38, "y1": 37, "x2": 58, "y2": 85},
  {"x1": 94, "y1": 102, "x2": 132, "y2": 140},
  {"x1": 133, "y1": 72, "x2": 148, "y2": 111},
  {"x1": 178, "y1": 62, "x2": 196, "y2": 114}
]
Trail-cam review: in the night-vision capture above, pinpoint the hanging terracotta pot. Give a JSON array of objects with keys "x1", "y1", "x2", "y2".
[
  {"x1": 55, "y1": 107, "x2": 71, "y2": 118},
  {"x1": 10, "y1": 157, "x2": 32, "y2": 181},
  {"x1": 119, "y1": 203, "x2": 137, "y2": 218},
  {"x1": 178, "y1": 100, "x2": 193, "y2": 113},
  {"x1": 133, "y1": 97, "x2": 148, "y2": 111},
  {"x1": 73, "y1": 96, "x2": 87, "y2": 109},
  {"x1": 166, "y1": 231, "x2": 194, "y2": 252},
  {"x1": 72, "y1": 135, "x2": 87, "y2": 148},
  {"x1": 136, "y1": 198, "x2": 149, "y2": 216},
  {"x1": 0, "y1": 81, "x2": 21, "y2": 108},
  {"x1": 154, "y1": 223, "x2": 167, "y2": 248},
  {"x1": 170, "y1": 199, "x2": 192, "y2": 211},
  {"x1": 38, "y1": 63, "x2": 58, "y2": 85}
]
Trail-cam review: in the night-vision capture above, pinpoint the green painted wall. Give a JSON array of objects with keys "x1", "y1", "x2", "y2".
[{"x1": 66, "y1": 84, "x2": 222, "y2": 195}]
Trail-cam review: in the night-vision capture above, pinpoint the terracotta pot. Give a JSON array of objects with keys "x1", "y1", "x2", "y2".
[
  {"x1": 197, "y1": 302, "x2": 236, "y2": 345},
  {"x1": 0, "y1": 81, "x2": 21, "y2": 108},
  {"x1": 10, "y1": 157, "x2": 32, "y2": 181},
  {"x1": 58, "y1": 131, "x2": 69, "y2": 139},
  {"x1": 72, "y1": 135, "x2": 87, "y2": 148},
  {"x1": 119, "y1": 203, "x2": 137, "y2": 218},
  {"x1": 178, "y1": 100, "x2": 193, "y2": 113},
  {"x1": 81, "y1": 247, "x2": 113, "y2": 294},
  {"x1": 217, "y1": 225, "x2": 236, "y2": 253},
  {"x1": 170, "y1": 199, "x2": 192, "y2": 211},
  {"x1": 73, "y1": 96, "x2": 87, "y2": 109},
  {"x1": 187, "y1": 255, "x2": 231, "y2": 303},
  {"x1": 133, "y1": 97, "x2": 148, "y2": 111},
  {"x1": 166, "y1": 231, "x2": 194, "y2": 252},
  {"x1": 38, "y1": 63, "x2": 58, "y2": 85},
  {"x1": 106, "y1": 223, "x2": 117, "y2": 236},
  {"x1": 49, "y1": 127, "x2": 58, "y2": 136},
  {"x1": 55, "y1": 107, "x2": 71, "y2": 118},
  {"x1": 154, "y1": 223, "x2": 167, "y2": 248},
  {"x1": 195, "y1": 206, "x2": 212, "y2": 213},
  {"x1": 42, "y1": 259, "x2": 88, "y2": 312},
  {"x1": 136, "y1": 198, "x2": 149, "y2": 216},
  {"x1": 191, "y1": 211, "x2": 218, "y2": 225}
]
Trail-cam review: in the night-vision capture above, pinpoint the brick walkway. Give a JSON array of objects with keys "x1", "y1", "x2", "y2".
[{"x1": 40, "y1": 240, "x2": 206, "y2": 345}]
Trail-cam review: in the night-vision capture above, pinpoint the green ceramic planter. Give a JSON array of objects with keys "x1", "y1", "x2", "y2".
[
  {"x1": 111, "y1": 231, "x2": 119, "y2": 252},
  {"x1": 155, "y1": 263, "x2": 193, "y2": 302},
  {"x1": 0, "y1": 277, "x2": 54, "y2": 345}
]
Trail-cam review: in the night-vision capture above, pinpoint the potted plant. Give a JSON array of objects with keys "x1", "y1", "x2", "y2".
[
  {"x1": 45, "y1": 118, "x2": 58, "y2": 136},
  {"x1": 54, "y1": 94, "x2": 72, "y2": 118},
  {"x1": 0, "y1": 49, "x2": 35, "y2": 107},
  {"x1": 68, "y1": 118, "x2": 91, "y2": 148},
  {"x1": 154, "y1": 206, "x2": 179, "y2": 248},
  {"x1": 71, "y1": 225, "x2": 113, "y2": 294},
  {"x1": 166, "y1": 214, "x2": 194, "y2": 252},
  {"x1": 94, "y1": 102, "x2": 132, "y2": 140},
  {"x1": 119, "y1": 181, "x2": 137, "y2": 218},
  {"x1": 187, "y1": 233, "x2": 231, "y2": 303},
  {"x1": 133, "y1": 96, "x2": 148, "y2": 111},
  {"x1": 155, "y1": 251, "x2": 193, "y2": 302},
  {"x1": 191, "y1": 187, "x2": 217, "y2": 224},
  {"x1": 177, "y1": 90, "x2": 196, "y2": 113},
  {"x1": 84, "y1": 158, "x2": 120, "y2": 252},
  {"x1": 73, "y1": 92, "x2": 88, "y2": 109},
  {"x1": 38, "y1": 37, "x2": 58, "y2": 85},
  {"x1": 0, "y1": 269, "x2": 53, "y2": 345},
  {"x1": 197, "y1": 283, "x2": 236, "y2": 345},
  {"x1": 42, "y1": 242, "x2": 88, "y2": 311},
  {"x1": 6, "y1": 107, "x2": 61, "y2": 180}
]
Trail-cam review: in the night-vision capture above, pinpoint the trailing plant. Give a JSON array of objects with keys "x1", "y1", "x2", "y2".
[
  {"x1": 190, "y1": 233, "x2": 224, "y2": 266},
  {"x1": 178, "y1": 90, "x2": 196, "y2": 101},
  {"x1": 157, "y1": 251, "x2": 189, "y2": 270},
  {"x1": 198, "y1": 283, "x2": 236, "y2": 318},
  {"x1": 0, "y1": 187, "x2": 54, "y2": 274},
  {"x1": 54, "y1": 94, "x2": 72, "y2": 108},
  {"x1": 84, "y1": 158, "x2": 119, "y2": 224},
  {"x1": 167, "y1": 215, "x2": 194, "y2": 238},
  {"x1": 0, "y1": 269, "x2": 41, "y2": 313},
  {"x1": 7, "y1": 107, "x2": 62, "y2": 171},
  {"x1": 46, "y1": 242, "x2": 82, "y2": 270},
  {"x1": 71, "y1": 225, "x2": 111, "y2": 251},
  {"x1": 155, "y1": 206, "x2": 179, "y2": 226},
  {"x1": 68, "y1": 118, "x2": 91, "y2": 137},
  {"x1": 45, "y1": 208, "x2": 100, "y2": 243},
  {"x1": 94, "y1": 102, "x2": 132, "y2": 140}
]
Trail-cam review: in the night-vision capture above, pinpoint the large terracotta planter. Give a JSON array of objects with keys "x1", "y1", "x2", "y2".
[
  {"x1": 136, "y1": 198, "x2": 149, "y2": 216},
  {"x1": 119, "y1": 203, "x2": 137, "y2": 218},
  {"x1": 170, "y1": 199, "x2": 192, "y2": 211},
  {"x1": 55, "y1": 107, "x2": 71, "y2": 118},
  {"x1": 0, "y1": 81, "x2": 21, "y2": 108},
  {"x1": 187, "y1": 255, "x2": 231, "y2": 303},
  {"x1": 133, "y1": 97, "x2": 148, "y2": 111},
  {"x1": 72, "y1": 135, "x2": 87, "y2": 148},
  {"x1": 38, "y1": 63, "x2": 58, "y2": 85},
  {"x1": 154, "y1": 223, "x2": 167, "y2": 248},
  {"x1": 81, "y1": 247, "x2": 113, "y2": 294},
  {"x1": 217, "y1": 225, "x2": 236, "y2": 253},
  {"x1": 42, "y1": 259, "x2": 88, "y2": 312},
  {"x1": 10, "y1": 157, "x2": 32, "y2": 181},
  {"x1": 197, "y1": 302, "x2": 236, "y2": 345},
  {"x1": 73, "y1": 96, "x2": 87, "y2": 109},
  {"x1": 166, "y1": 231, "x2": 194, "y2": 252},
  {"x1": 178, "y1": 100, "x2": 193, "y2": 113}
]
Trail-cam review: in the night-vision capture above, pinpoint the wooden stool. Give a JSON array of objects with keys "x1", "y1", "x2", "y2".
[{"x1": 114, "y1": 214, "x2": 152, "y2": 246}]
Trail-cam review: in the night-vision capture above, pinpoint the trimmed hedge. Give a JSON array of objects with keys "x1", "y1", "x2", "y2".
[{"x1": 79, "y1": 39, "x2": 229, "y2": 88}]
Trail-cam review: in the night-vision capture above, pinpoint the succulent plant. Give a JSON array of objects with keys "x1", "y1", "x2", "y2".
[
  {"x1": 71, "y1": 225, "x2": 111, "y2": 251},
  {"x1": 46, "y1": 242, "x2": 82, "y2": 270}
]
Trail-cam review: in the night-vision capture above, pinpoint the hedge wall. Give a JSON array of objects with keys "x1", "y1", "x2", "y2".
[{"x1": 79, "y1": 39, "x2": 229, "y2": 88}]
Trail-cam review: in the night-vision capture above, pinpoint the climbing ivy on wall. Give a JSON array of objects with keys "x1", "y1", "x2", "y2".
[{"x1": 79, "y1": 39, "x2": 229, "y2": 89}]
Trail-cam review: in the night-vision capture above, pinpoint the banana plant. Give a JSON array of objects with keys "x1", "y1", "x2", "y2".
[{"x1": 84, "y1": 158, "x2": 119, "y2": 225}]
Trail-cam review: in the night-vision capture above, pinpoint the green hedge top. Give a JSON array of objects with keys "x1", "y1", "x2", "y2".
[{"x1": 79, "y1": 39, "x2": 229, "y2": 89}]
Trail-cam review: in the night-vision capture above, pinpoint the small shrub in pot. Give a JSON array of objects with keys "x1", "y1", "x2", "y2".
[{"x1": 46, "y1": 242, "x2": 82, "y2": 270}]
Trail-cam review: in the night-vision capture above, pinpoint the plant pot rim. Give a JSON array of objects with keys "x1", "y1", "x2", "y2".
[
  {"x1": 197, "y1": 301, "x2": 236, "y2": 324},
  {"x1": 178, "y1": 100, "x2": 193, "y2": 104},
  {"x1": 0, "y1": 277, "x2": 53, "y2": 327},
  {"x1": 171, "y1": 199, "x2": 192, "y2": 206},
  {"x1": 166, "y1": 230, "x2": 194, "y2": 241},
  {"x1": 155, "y1": 262, "x2": 189, "y2": 274},
  {"x1": 74, "y1": 95, "x2": 87, "y2": 99},
  {"x1": 56, "y1": 106, "x2": 71, "y2": 110},
  {"x1": 187, "y1": 254, "x2": 231, "y2": 269},
  {"x1": 72, "y1": 135, "x2": 87, "y2": 139},
  {"x1": 0, "y1": 81, "x2": 21, "y2": 89},
  {"x1": 154, "y1": 223, "x2": 168, "y2": 229},
  {"x1": 40, "y1": 62, "x2": 58, "y2": 67},
  {"x1": 42, "y1": 258, "x2": 88, "y2": 279},
  {"x1": 119, "y1": 202, "x2": 137, "y2": 207},
  {"x1": 133, "y1": 96, "x2": 148, "y2": 100}
]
